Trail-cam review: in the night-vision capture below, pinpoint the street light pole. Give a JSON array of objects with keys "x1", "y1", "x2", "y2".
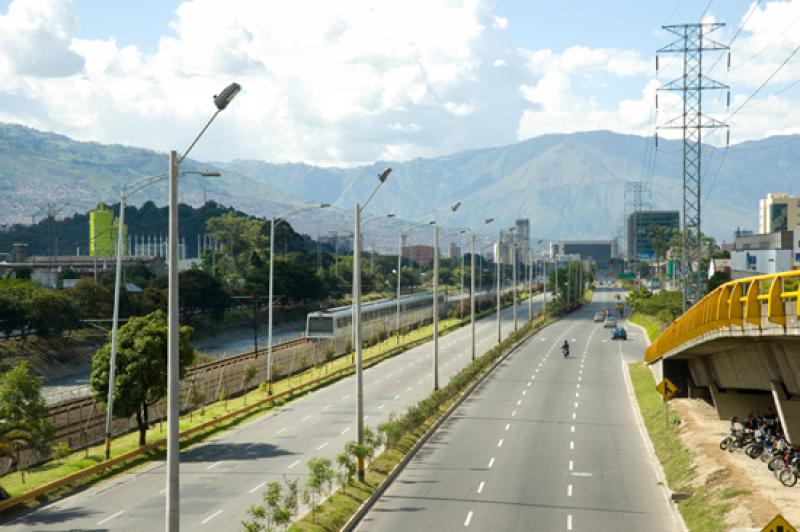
[
  {"x1": 528, "y1": 250, "x2": 533, "y2": 321},
  {"x1": 354, "y1": 168, "x2": 391, "y2": 481},
  {"x1": 267, "y1": 203, "x2": 329, "y2": 394},
  {"x1": 496, "y1": 246, "x2": 501, "y2": 344},
  {"x1": 468, "y1": 218, "x2": 494, "y2": 360},
  {"x1": 396, "y1": 233, "x2": 403, "y2": 344},
  {"x1": 512, "y1": 241, "x2": 517, "y2": 331},
  {"x1": 433, "y1": 222, "x2": 440, "y2": 391}
]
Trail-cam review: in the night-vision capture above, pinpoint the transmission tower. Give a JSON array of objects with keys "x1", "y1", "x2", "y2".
[{"x1": 656, "y1": 23, "x2": 730, "y2": 309}]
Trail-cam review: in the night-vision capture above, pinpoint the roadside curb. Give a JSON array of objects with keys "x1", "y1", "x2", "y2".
[
  {"x1": 621, "y1": 361, "x2": 688, "y2": 532},
  {"x1": 343, "y1": 317, "x2": 551, "y2": 531}
]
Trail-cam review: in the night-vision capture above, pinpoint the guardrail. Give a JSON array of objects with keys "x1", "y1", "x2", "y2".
[{"x1": 645, "y1": 270, "x2": 800, "y2": 363}]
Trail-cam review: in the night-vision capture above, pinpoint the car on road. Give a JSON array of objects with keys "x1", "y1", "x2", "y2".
[
  {"x1": 604, "y1": 317, "x2": 617, "y2": 328},
  {"x1": 611, "y1": 326, "x2": 627, "y2": 340},
  {"x1": 593, "y1": 312, "x2": 605, "y2": 322}
]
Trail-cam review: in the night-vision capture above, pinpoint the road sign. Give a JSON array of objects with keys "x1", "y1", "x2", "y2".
[
  {"x1": 762, "y1": 514, "x2": 797, "y2": 532},
  {"x1": 656, "y1": 378, "x2": 678, "y2": 401}
]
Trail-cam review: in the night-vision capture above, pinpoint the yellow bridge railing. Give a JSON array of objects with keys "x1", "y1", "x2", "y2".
[{"x1": 644, "y1": 270, "x2": 800, "y2": 363}]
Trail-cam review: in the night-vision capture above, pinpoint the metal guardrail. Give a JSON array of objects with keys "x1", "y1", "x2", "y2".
[{"x1": 644, "y1": 270, "x2": 800, "y2": 363}]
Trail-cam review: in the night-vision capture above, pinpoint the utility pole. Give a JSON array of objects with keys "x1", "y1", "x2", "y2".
[{"x1": 657, "y1": 22, "x2": 730, "y2": 310}]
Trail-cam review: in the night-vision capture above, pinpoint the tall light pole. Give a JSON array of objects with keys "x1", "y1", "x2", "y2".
[
  {"x1": 527, "y1": 249, "x2": 533, "y2": 321},
  {"x1": 470, "y1": 218, "x2": 494, "y2": 360},
  {"x1": 166, "y1": 82, "x2": 240, "y2": 532},
  {"x1": 105, "y1": 170, "x2": 219, "y2": 461},
  {"x1": 267, "y1": 203, "x2": 330, "y2": 394},
  {"x1": 354, "y1": 168, "x2": 392, "y2": 481},
  {"x1": 432, "y1": 201, "x2": 461, "y2": 391},
  {"x1": 496, "y1": 236, "x2": 501, "y2": 344}
]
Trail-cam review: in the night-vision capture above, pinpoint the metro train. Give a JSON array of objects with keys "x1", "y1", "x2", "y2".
[{"x1": 305, "y1": 291, "x2": 445, "y2": 338}]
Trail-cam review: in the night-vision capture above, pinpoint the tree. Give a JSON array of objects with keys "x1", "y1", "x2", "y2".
[
  {"x1": 241, "y1": 365, "x2": 257, "y2": 406},
  {"x1": 179, "y1": 268, "x2": 230, "y2": 318},
  {"x1": 29, "y1": 290, "x2": 80, "y2": 337},
  {"x1": 0, "y1": 360, "x2": 52, "y2": 473},
  {"x1": 206, "y1": 213, "x2": 267, "y2": 280},
  {"x1": 89, "y1": 310, "x2": 195, "y2": 446},
  {"x1": 241, "y1": 477, "x2": 298, "y2": 531},
  {"x1": 335, "y1": 450, "x2": 356, "y2": 494},
  {"x1": 70, "y1": 278, "x2": 113, "y2": 319},
  {"x1": 0, "y1": 281, "x2": 31, "y2": 339},
  {"x1": 706, "y1": 270, "x2": 731, "y2": 293},
  {"x1": 648, "y1": 225, "x2": 675, "y2": 279},
  {"x1": 301, "y1": 457, "x2": 334, "y2": 523}
]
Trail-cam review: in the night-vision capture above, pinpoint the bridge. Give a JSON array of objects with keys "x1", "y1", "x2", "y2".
[{"x1": 645, "y1": 271, "x2": 800, "y2": 444}]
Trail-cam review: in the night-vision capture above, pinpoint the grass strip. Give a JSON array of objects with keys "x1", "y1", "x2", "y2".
[
  {"x1": 629, "y1": 311, "x2": 668, "y2": 342},
  {"x1": 628, "y1": 362, "x2": 732, "y2": 532},
  {"x1": 0, "y1": 301, "x2": 516, "y2": 514},
  {"x1": 289, "y1": 312, "x2": 558, "y2": 531}
]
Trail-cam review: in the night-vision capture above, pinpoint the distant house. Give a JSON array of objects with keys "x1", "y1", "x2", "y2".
[{"x1": 707, "y1": 258, "x2": 731, "y2": 279}]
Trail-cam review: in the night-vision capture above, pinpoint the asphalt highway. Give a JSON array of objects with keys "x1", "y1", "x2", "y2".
[
  {"x1": 359, "y1": 289, "x2": 678, "y2": 532},
  {"x1": 5, "y1": 294, "x2": 546, "y2": 531}
]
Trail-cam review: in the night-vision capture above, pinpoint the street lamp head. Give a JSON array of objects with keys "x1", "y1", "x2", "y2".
[
  {"x1": 485, "y1": 218, "x2": 494, "y2": 225},
  {"x1": 387, "y1": 213, "x2": 396, "y2": 218},
  {"x1": 320, "y1": 203, "x2": 331, "y2": 208},
  {"x1": 378, "y1": 167, "x2": 392, "y2": 182},
  {"x1": 201, "y1": 171, "x2": 221, "y2": 177},
  {"x1": 450, "y1": 201, "x2": 462, "y2": 212},
  {"x1": 213, "y1": 82, "x2": 241, "y2": 111}
]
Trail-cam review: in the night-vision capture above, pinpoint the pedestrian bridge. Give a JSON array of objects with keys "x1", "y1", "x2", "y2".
[{"x1": 644, "y1": 271, "x2": 800, "y2": 444}]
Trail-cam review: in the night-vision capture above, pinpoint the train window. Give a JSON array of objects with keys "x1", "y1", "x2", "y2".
[{"x1": 308, "y1": 317, "x2": 334, "y2": 334}]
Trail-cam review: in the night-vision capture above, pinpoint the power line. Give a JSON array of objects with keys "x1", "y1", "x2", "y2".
[{"x1": 727, "y1": 41, "x2": 800, "y2": 121}]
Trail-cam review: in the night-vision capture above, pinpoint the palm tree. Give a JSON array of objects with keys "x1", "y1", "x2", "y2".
[{"x1": 0, "y1": 421, "x2": 37, "y2": 476}]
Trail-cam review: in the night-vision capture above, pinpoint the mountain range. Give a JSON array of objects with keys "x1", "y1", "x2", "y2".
[{"x1": 2, "y1": 122, "x2": 799, "y2": 252}]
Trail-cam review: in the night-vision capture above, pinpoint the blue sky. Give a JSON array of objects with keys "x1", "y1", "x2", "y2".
[{"x1": 0, "y1": 0, "x2": 797, "y2": 164}]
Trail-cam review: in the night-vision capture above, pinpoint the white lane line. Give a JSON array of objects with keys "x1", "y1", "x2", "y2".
[
  {"x1": 207, "y1": 461, "x2": 222, "y2": 469},
  {"x1": 323, "y1": 404, "x2": 331, "y2": 410},
  {"x1": 575, "y1": 392, "x2": 580, "y2": 398},
  {"x1": 567, "y1": 514, "x2": 573, "y2": 530},
  {"x1": 505, "y1": 423, "x2": 510, "y2": 431},
  {"x1": 341, "y1": 426, "x2": 351, "y2": 435},
  {"x1": 417, "y1": 378, "x2": 425, "y2": 385},
  {"x1": 342, "y1": 394, "x2": 351, "y2": 400},
  {"x1": 522, "y1": 390, "x2": 527, "y2": 396},
  {"x1": 406, "y1": 386, "x2": 412, "y2": 392},
  {"x1": 301, "y1": 415, "x2": 311, "y2": 422},
  {"x1": 378, "y1": 404, "x2": 386, "y2": 410},
  {"x1": 497, "y1": 439, "x2": 504, "y2": 448},
  {"x1": 577, "y1": 376, "x2": 582, "y2": 382},
  {"x1": 288, "y1": 459, "x2": 301, "y2": 469},
  {"x1": 569, "y1": 460, "x2": 574, "y2": 471},
  {"x1": 570, "y1": 441, "x2": 574, "y2": 450},
  {"x1": 567, "y1": 484, "x2": 573, "y2": 497},
  {"x1": 488, "y1": 457, "x2": 495, "y2": 469},
  {"x1": 516, "y1": 399, "x2": 522, "y2": 406},
  {"x1": 576, "y1": 383, "x2": 581, "y2": 389},
  {"x1": 571, "y1": 425, "x2": 575, "y2": 433},
  {"x1": 531, "y1": 374, "x2": 535, "y2": 379},
  {"x1": 250, "y1": 481, "x2": 266, "y2": 494},
  {"x1": 572, "y1": 412, "x2": 577, "y2": 420},
  {"x1": 571, "y1": 472, "x2": 593, "y2": 477},
  {"x1": 202, "y1": 509, "x2": 223, "y2": 525},
  {"x1": 527, "y1": 382, "x2": 531, "y2": 387},
  {"x1": 393, "y1": 394, "x2": 401, "y2": 400},
  {"x1": 477, "y1": 481, "x2": 485, "y2": 494},
  {"x1": 511, "y1": 410, "x2": 517, "y2": 417},
  {"x1": 317, "y1": 441, "x2": 329, "y2": 451},
  {"x1": 574, "y1": 402, "x2": 579, "y2": 408},
  {"x1": 464, "y1": 510, "x2": 474, "y2": 527},
  {"x1": 97, "y1": 510, "x2": 124, "y2": 525}
]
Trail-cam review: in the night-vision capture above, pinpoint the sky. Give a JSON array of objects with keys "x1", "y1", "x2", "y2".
[{"x1": 0, "y1": 0, "x2": 798, "y2": 166}]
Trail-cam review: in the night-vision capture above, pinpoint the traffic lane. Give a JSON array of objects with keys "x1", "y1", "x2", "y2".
[
  {"x1": 358, "y1": 315, "x2": 582, "y2": 531},
  {"x1": 5, "y1": 297, "x2": 536, "y2": 530}
]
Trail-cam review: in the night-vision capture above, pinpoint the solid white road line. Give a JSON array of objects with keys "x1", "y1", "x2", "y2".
[
  {"x1": 288, "y1": 459, "x2": 301, "y2": 469},
  {"x1": 250, "y1": 481, "x2": 267, "y2": 494},
  {"x1": 497, "y1": 439, "x2": 504, "y2": 448},
  {"x1": 477, "y1": 481, "x2": 485, "y2": 494},
  {"x1": 505, "y1": 423, "x2": 510, "y2": 431},
  {"x1": 317, "y1": 441, "x2": 329, "y2": 450},
  {"x1": 97, "y1": 510, "x2": 124, "y2": 525},
  {"x1": 567, "y1": 514, "x2": 573, "y2": 530},
  {"x1": 202, "y1": 510, "x2": 223, "y2": 524},
  {"x1": 207, "y1": 461, "x2": 221, "y2": 469},
  {"x1": 488, "y1": 457, "x2": 495, "y2": 469},
  {"x1": 567, "y1": 484, "x2": 573, "y2": 497},
  {"x1": 341, "y1": 426, "x2": 351, "y2": 435},
  {"x1": 464, "y1": 510, "x2": 474, "y2": 526}
]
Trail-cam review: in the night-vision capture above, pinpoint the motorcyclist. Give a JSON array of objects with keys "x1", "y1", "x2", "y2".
[{"x1": 561, "y1": 339, "x2": 570, "y2": 358}]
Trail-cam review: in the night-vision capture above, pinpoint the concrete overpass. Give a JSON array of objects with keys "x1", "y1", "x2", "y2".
[{"x1": 645, "y1": 271, "x2": 800, "y2": 444}]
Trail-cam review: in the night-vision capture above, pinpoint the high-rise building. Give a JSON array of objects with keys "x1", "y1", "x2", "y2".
[
  {"x1": 559, "y1": 240, "x2": 617, "y2": 267},
  {"x1": 447, "y1": 241, "x2": 461, "y2": 259},
  {"x1": 514, "y1": 218, "x2": 530, "y2": 262},
  {"x1": 402, "y1": 245, "x2": 434, "y2": 268},
  {"x1": 759, "y1": 193, "x2": 800, "y2": 233},
  {"x1": 626, "y1": 210, "x2": 679, "y2": 261}
]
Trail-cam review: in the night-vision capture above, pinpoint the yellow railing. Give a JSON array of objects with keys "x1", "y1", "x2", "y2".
[{"x1": 644, "y1": 270, "x2": 800, "y2": 363}]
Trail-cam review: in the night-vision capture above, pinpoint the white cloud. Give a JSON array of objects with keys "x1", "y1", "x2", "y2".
[
  {"x1": 387, "y1": 122, "x2": 421, "y2": 133},
  {"x1": 493, "y1": 16, "x2": 508, "y2": 29},
  {"x1": 444, "y1": 101, "x2": 476, "y2": 116},
  {"x1": 493, "y1": 58, "x2": 506, "y2": 67}
]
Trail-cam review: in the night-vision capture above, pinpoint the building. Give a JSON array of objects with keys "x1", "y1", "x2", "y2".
[
  {"x1": 558, "y1": 240, "x2": 618, "y2": 268},
  {"x1": 319, "y1": 232, "x2": 353, "y2": 255},
  {"x1": 729, "y1": 230, "x2": 795, "y2": 276},
  {"x1": 402, "y1": 244, "x2": 434, "y2": 268},
  {"x1": 89, "y1": 202, "x2": 126, "y2": 256},
  {"x1": 759, "y1": 193, "x2": 800, "y2": 233},
  {"x1": 447, "y1": 242, "x2": 461, "y2": 259},
  {"x1": 494, "y1": 230, "x2": 515, "y2": 265},
  {"x1": 514, "y1": 218, "x2": 530, "y2": 263},
  {"x1": 626, "y1": 210, "x2": 680, "y2": 261}
]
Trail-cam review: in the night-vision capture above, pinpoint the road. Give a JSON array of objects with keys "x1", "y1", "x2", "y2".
[
  {"x1": 358, "y1": 288, "x2": 678, "y2": 532},
  {"x1": 5, "y1": 294, "x2": 547, "y2": 531}
]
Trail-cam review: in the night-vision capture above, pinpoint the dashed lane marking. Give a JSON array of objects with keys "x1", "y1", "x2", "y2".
[
  {"x1": 477, "y1": 481, "x2": 485, "y2": 494},
  {"x1": 488, "y1": 457, "x2": 495, "y2": 469},
  {"x1": 250, "y1": 481, "x2": 266, "y2": 494},
  {"x1": 202, "y1": 510, "x2": 223, "y2": 525},
  {"x1": 288, "y1": 459, "x2": 301, "y2": 469},
  {"x1": 97, "y1": 511, "x2": 124, "y2": 525},
  {"x1": 464, "y1": 510, "x2": 474, "y2": 527},
  {"x1": 317, "y1": 441, "x2": 329, "y2": 450}
]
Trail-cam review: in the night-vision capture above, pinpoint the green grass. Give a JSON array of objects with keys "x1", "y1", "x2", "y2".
[
  {"x1": 629, "y1": 311, "x2": 669, "y2": 342},
  {"x1": 0, "y1": 309, "x2": 482, "y2": 509},
  {"x1": 629, "y1": 362, "x2": 734, "y2": 532}
]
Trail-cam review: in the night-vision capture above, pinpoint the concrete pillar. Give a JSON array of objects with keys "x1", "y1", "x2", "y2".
[
  {"x1": 770, "y1": 381, "x2": 800, "y2": 446},
  {"x1": 708, "y1": 382, "x2": 774, "y2": 420}
]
